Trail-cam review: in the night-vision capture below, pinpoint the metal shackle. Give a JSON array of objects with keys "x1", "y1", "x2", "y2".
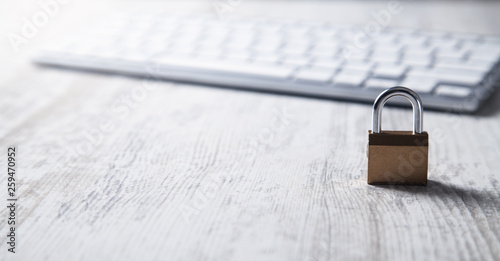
[{"x1": 372, "y1": 86, "x2": 424, "y2": 134}]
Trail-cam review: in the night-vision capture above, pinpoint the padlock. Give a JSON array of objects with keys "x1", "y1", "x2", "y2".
[{"x1": 367, "y1": 86, "x2": 429, "y2": 185}]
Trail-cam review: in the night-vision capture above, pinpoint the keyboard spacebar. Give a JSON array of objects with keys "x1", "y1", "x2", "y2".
[{"x1": 155, "y1": 57, "x2": 293, "y2": 79}]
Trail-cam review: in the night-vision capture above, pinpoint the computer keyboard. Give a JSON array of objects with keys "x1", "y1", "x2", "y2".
[{"x1": 32, "y1": 11, "x2": 500, "y2": 112}]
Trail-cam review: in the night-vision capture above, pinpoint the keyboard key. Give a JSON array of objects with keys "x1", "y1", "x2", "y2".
[
  {"x1": 402, "y1": 54, "x2": 431, "y2": 67},
  {"x1": 464, "y1": 59, "x2": 496, "y2": 71},
  {"x1": 400, "y1": 76, "x2": 437, "y2": 93},
  {"x1": 372, "y1": 43, "x2": 404, "y2": 53},
  {"x1": 400, "y1": 35, "x2": 428, "y2": 47},
  {"x1": 483, "y1": 35, "x2": 500, "y2": 44},
  {"x1": 294, "y1": 69, "x2": 333, "y2": 83},
  {"x1": 435, "y1": 85, "x2": 472, "y2": 98},
  {"x1": 435, "y1": 47, "x2": 468, "y2": 60},
  {"x1": 310, "y1": 43, "x2": 339, "y2": 56},
  {"x1": 404, "y1": 47, "x2": 434, "y2": 57},
  {"x1": 308, "y1": 66, "x2": 338, "y2": 75},
  {"x1": 253, "y1": 54, "x2": 281, "y2": 64},
  {"x1": 252, "y1": 39, "x2": 283, "y2": 53},
  {"x1": 200, "y1": 35, "x2": 226, "y2": 45},
  {"x1": 197, "y1": 44, "x2": 223, "y2": 57},
  {"x1": 280, "y1": 42, "x2": 311, "y2": 55},
  {"x1": 283, "y1": 24, "x2": 311, "y2": 35},
  {"x1": 453, "y1": 34, "x2": 482, "y2": 42},
  {"x1": 429, "y1": 38, "x2": 459, "y2": 48},
  {"x1": 120, "y1": 51, "x2": 150, "y2": 63},
  {"x1": 434, "y1": 59, "x2": 493, "y2": 72},
  {"x1": 347, "y1": 50, "x2": 370, "y2": 60},
  {"x1": 434, "y1": 57, "x2": 463, "y2": 65},
  {"x1": 230, "y1": 20, "x2": 257, "y2": 30},
  {"x1": 372, "y1": 65, "x2": 407, "y2": 79},
  {"x1": 333, "y1": 69, "x2": 369, "y2": 86},
  {"x1": 282, "y1": 56, "x2": 311, "y2": 67},
  {"x1": 372, "y1": 33, "x2": 397, "y2": 44},
  {"x1": 343, "y1": 61, "x2": 374, "y2": 71},
  {"x1": 365, "y1": 78, "x2": 398, "y2": 89},
  {"x1": 371, "y1": 50, "x2": 400, "y2": 63},
  {"x1": 224, "y1": 50, "x2": 252, "y2": 61},
  {"x1": 468, "y1": 45, "x2": 500, "y2": 61},
  {"x1": 433, "y1": 68, "x2": 485, "y2": 86},
  {"x1": 312, "y1": 58, "x2": 344, "y2": 70},
  {"x1": 387, "y1": 27, "x2": 417, "y2": 35},
  {"x1": 170, "y1": 42, "x2": 196, "y2": 55},
  {"x1": 407, "y1": 68, "x2": 484, "y2": 86},
  {"x1": 155, "y1": 55, "x2": 293, "y2": 79},
  {"x1": 419, "y1": 31, "x2": 449, "y2": 38},
  {"x1": 225, "y1": 37, "x2": 254, "y2": 50},
  {"x1": 258, "y1": 22, "x2": 282, "y2": 33}
]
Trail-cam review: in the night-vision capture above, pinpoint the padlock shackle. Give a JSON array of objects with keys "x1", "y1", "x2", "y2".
[{"x1": 372, "y1": 86, "x2": 424, "y2": 134}]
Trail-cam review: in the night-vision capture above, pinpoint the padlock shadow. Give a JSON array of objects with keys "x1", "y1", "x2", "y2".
[{"x1": 373, "y1": 180, "x2": 498, "y2": 205}]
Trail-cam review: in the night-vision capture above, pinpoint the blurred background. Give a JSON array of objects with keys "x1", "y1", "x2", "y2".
[{"x1": 3, "y1": 0, "x2": 500, "y2": 69}]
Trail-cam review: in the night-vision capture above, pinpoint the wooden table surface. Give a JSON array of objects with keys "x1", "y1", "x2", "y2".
[{"x1": 1, "y1": 1, "x2": 500, "y2": 260}]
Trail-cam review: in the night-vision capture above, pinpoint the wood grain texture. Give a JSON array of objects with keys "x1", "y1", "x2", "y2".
[{"x1": 0, "y1": 1, "x2": 499, "y2": 261}]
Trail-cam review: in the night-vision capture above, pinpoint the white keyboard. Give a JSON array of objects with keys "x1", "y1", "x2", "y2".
[{"x1": 32, "y1": 11, "x2": 500, "y2": 112}]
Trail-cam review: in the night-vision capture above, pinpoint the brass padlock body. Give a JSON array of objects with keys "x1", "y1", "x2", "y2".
[{"x1": 368, "y1": 131, "x2": 428, "y2": 185}]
